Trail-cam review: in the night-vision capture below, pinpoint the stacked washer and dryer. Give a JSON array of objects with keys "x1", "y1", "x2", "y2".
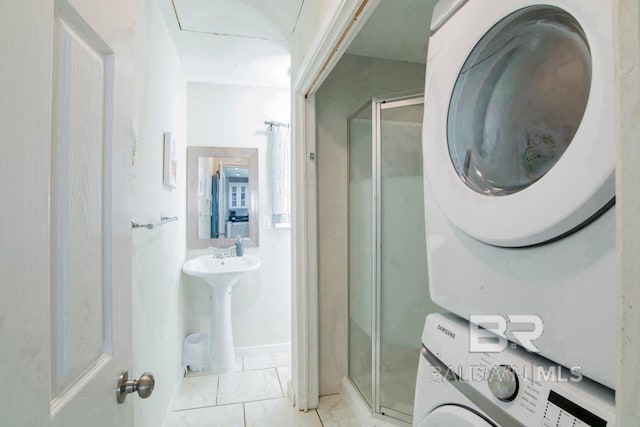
[{"x1": 414, "y1": 0, "x2": 616, "y2": 425}]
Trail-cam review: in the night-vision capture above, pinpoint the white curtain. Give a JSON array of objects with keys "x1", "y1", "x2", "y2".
[{"x1": 269, "y1": 124, "x2": 291, "y2": 225}]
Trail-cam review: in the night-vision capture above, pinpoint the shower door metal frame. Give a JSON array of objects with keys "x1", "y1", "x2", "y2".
[
  {"x1": 346, "y1": 99, "x2": 374, "y2": 409},
  {"x1": 372, "y1": 91, "x2": 425, "y2": 424}
]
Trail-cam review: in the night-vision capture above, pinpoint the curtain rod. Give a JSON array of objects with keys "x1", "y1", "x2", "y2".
[{"x1": 265, "y1": 120, "x2": 290, "y2": 128}]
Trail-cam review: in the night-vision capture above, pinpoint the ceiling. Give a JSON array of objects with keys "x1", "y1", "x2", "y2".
[
  {"x1": 346, "y1": 0, "x2": 438, "y2": 64},
  {"x1": 164, "y1": 0, "x2": 299, "y2": 88},
  {"x1": 224, "y1": 166, "x2": 249, "y2": 179},
  {"x1": 172, "y1": 0, "x2": 303, "y2": 41},
  {"x1": 171, "y1": 30, "x2": 291, "y2": 88},
  {"x1": 163, "y1": 0, "x2": 436, "y2": 88}
]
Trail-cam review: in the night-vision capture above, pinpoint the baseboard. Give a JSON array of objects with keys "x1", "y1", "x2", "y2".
[
  {"x1": 235, "y1": 342, "x2": 291, "y2": 358},
  {"x1": 340, "y1": 377, "x2": 411, "y2": 427}
]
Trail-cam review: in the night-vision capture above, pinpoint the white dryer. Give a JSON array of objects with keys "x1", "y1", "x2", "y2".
[
  {"x1": 414, "y1": 313, "x2": 615, "y2": 426},
  {"x1": 422, "y1": 0, "x2": 616, "y2": 388}
]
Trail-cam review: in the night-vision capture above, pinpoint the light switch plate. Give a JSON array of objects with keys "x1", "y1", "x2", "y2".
[{"x1": 263, "y1": 216, "x2": 272, "y2": 229}]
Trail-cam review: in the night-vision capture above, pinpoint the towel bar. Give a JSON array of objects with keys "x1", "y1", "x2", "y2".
[{"x1": 131, "y1": 214, "x2": 178, "y2": 230}]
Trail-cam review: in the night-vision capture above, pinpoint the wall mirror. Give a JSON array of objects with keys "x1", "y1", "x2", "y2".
[{"x1": 187, "y1": 147, "x2": 259, "y2": 249}]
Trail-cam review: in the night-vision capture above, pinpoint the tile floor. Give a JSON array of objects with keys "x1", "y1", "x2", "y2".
[{"x1": 164, "y1": 352, "x2": 360, "y2": 427}]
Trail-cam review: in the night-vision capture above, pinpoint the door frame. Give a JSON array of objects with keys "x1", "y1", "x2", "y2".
[{"x1": 290, "y1": 0, "x2": 380, "y2": 411}]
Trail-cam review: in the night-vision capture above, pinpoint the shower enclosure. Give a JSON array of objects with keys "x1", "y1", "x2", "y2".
[{"x1": 348, "y1": 91, "x2": 439, "y2": 423}]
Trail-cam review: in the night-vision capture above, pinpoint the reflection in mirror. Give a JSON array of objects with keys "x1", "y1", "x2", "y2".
[
  {"x1": 188, "y1": 147, "x2": 258, "y2": 249},
  {"x1": 197, "y1": 158, "x2": 250, "y2": 239}
]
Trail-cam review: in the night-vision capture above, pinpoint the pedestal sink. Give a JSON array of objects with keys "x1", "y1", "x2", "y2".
[{"x1": 182, "y1": 254, "x2": 261, "y2": 374}]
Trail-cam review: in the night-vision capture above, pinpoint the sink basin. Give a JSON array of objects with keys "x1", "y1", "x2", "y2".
[
  {"x1": 182, "y1": 254, "x2": 261, "y2": 374},
  {"x1": 182, "y1": 254, "x2": 261, "y2": 286}
]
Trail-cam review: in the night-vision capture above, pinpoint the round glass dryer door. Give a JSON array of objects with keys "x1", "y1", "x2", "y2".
[
  {"x1": 448, "y1": 6, "x2": 590, "y2": 196},
  {"x1": 422, "y1": 1, "x2": 615, "y2": 247},
  {"x1": 418, "y1": 405, "x2": 495, "y2": 427}
]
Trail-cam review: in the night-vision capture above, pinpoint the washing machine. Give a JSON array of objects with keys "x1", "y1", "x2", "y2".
[
  {"x1": 421, "y1": 0, "x2": 616, "y2": 388},
  {"x1": 414, "y1": 313, "x2": 615, "y2": 426}
]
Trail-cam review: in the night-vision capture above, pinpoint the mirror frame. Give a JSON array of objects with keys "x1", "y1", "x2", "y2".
[{"x1": 187, "y1": 146, "x2": 259, "y2": 249}]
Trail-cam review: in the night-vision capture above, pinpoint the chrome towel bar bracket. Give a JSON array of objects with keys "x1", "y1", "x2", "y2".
[{"x1": 131, "y1": 214, "x2": 178, "y2": 230}]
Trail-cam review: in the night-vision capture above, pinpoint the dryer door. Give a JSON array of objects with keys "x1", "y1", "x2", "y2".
[
  {"x1": 418, "y1": 405, "x2": 495, "y2": 427},
  {"x1": 423, "y1": 1, "x2": 614, "y2": 247}
]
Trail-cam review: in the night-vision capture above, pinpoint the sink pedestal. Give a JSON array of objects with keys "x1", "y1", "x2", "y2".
[
  {"x1": 209, "y1": 281, "x2": 237, "y2": 374},
  {"x1": 182, "y1": 254, "x2": 261, "y2": 375}
]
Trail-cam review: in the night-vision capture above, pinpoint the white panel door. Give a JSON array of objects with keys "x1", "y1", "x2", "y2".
[{"x1": 0, "y1": 0, "x2": 135, "y2": 425}]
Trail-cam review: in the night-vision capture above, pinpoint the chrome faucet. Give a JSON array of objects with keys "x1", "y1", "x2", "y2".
[{"x1": 210, "y1": 246, "x2": 236, "y2": 259}]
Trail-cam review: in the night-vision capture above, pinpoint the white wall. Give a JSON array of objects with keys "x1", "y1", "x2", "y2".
[
  {"x1": 186, "y1": 82, "x2": 292, "y2": 348},
  {"x1": 615, "y1": 0, "x2": 640, "y2": 424},
  {"x1": 132, "y1": 1, "x2": 187, "y2": 426},
  {"x1": 315, "y1": 54, "x2": 426, "y2": 395}
]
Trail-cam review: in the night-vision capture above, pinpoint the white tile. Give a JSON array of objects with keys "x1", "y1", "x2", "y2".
[
  {"x1": 244, "y1": 398, "x2": 322, "y2": 427},
  {"x1": 276, "y1": 367, "x2": 292, "y2": 396},
  {"x1": 317, "y1": 394, "x2": 360, "y2": 427},
  {"x1": 172, "y1": 375, "x2": 219, "y2": 411},
  {"x1": 242, "y1": 352, "x2": 290, "y2": 371},
  {"x1": 164, "y1": 404, "x2": 244, "y2": 427},
  {"x1": 217, "y1": 368, "x2": 283, "y2": 405}
]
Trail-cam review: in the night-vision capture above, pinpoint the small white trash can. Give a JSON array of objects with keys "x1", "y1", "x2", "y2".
[{"x1": 183, "y1": 333, "x2": 208, "y2": 372}]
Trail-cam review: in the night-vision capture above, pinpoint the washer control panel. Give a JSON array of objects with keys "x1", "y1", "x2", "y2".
[
  {"x1": 541, "y1": 390, "x2": 607, "y2": 427},
  {"x1": 422, "y1": 313, "x2": 615, "y2": 426}
]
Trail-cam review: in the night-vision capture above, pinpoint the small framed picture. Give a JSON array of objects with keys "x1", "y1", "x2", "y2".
[{"x1": 163, "y1": 132, "x2": 177, "y2": 189}]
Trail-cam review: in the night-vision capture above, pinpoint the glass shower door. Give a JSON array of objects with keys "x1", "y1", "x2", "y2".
[
  {"x1": 348, "y1": 102, "x2": 374, "y2": 406},
  {"x1": 376, "y1": 97, "x2": 430, "y2": 421},
  {"x1": 348, "y1": 93, "x2": 437, "y2": 423}
]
